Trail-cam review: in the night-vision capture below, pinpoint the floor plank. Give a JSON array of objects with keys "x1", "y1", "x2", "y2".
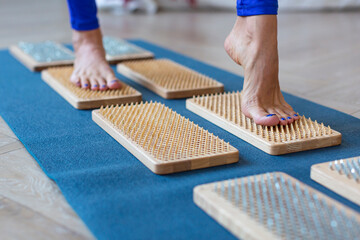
[
  {"x1": 0, "y1": 195, "x2": 87, "y2": 240},
  {"x1": 0, "y1": 147, "x2": 94, "y2": 239}
]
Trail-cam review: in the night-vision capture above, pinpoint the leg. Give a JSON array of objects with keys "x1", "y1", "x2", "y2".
[
  {"x1": 66, "y1": 0, "x2": 121, "y2": 90},
  {"x1": 224, "y1": 1, "x2": 299, "y2": 126}
]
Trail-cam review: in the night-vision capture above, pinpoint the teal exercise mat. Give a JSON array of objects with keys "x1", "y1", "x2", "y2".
[{"x1": 0, "y1": 39, "x2": 359, "y2": 240}]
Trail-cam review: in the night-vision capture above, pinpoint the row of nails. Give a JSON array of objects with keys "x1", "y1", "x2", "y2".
[
  {"x1": 213, "y1": 173, "x2": 360, "y2": 239},
  {"x1": 329, "y1": 158, "x2": 360, "y2": 182}
]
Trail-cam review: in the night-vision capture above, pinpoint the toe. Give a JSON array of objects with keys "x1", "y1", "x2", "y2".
[
  {"x1": 106, "y1": 74, "x2": 122, "y2": 90},
  {"x1": 292, "y1": 113, "x2": 300, "y2": 120},
  {"x1": 89, "y1": 78, "x2": 99, "y2": 91},
  {"x1": 98, "y1": 78, "x2": 108, "y2": 91},
  {"x1": 80, "y1": 76, "x2": 90, "y2": 89},
  {"x1": 286, "y1": 116, "x2": 294, "y2": 124},
  {"x1": 247, "y1": 106, "x2": 280, "y2": 126},
  {"x1": 70, "y1": 74, "x2": 81, "y2": 87},
  {"x1": 281, "y1": 103, "x2": 300, "y2": 120},
  {"x1": 107, "y1": 79, "x2": 122, "y2": 90},
  {"x1": 273, "y1": 107, "x2": 293, "y2": 125},
  {"x1": 279, "y1": 117, "x2": 287, "y2": 125}
]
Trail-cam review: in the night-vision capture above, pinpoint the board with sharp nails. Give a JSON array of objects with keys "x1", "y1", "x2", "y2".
[
  {"x1": 9, "y1": 38, "x2": 154, "y2": 71},
  {"x1": 9, "y1": 41, "x2": 75, "y2": 71},
  {"x1": 41, "y1": 66, "x2": 142, "y2": 109},
  {"x1": 117, "y1": 59, "x2": 224, "y2": 99},
  {"x1": 194, "y1": 172, "x2": 360, "y2": 240},
  {"x1": 186, "y1": 92, "x2": 342, "y2": 155},
  {"x1": 92, "y1": 102, "x2": 239, "y2": 174},
  {"x1": 103, "y1": 36, "x2": 154, "y2": 64},
  {"x1": 311, "y1": 156, "x2": 360, "y2": 205}
]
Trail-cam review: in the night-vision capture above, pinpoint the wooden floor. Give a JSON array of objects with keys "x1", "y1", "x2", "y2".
[{"x1": 1, "y1": 0, "x2": 360, "y2": 239}]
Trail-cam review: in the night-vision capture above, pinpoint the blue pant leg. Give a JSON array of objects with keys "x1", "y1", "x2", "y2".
[
  {"x1": 66, "y1": 0, "x2": 99, "y2": 31},
  {"x1": 237, "y1": 0, "x2": 278, "y2": 16}
]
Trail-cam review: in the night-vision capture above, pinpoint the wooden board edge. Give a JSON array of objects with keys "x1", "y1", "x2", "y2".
[
  {"x1": 41, "y1": 70, "x2": 81, "y2": 109},
  {"x1": 9, "y1": 45, "x2": 74, "y2": 72},
  {"x1": 92, "y1": 110, "x2": 161, "y2": 173},
  {"x1": 117, "y1": 62, "x2": 224, "y2": 99},
  {"x1": 310, "y1": 163, "x2": 360, "y2": 206},
  {"x1": 117, "y1": 64, "x2": 169, "y2": 98},
  {"x1": 195, "y1": 171, "x2": 360, "y2": 238},
  {"x1": 163, "y1": 85, "x2": 224, "y2": 99},
  {"x1": 92, "y1": 109, "x2": 239, "y2": 174},
  {"x1": 42, "y1": 70, "x2": 142, "y2": 109},
  {"x1": 193, "y1": 184, "x2": 278, "y2": 240},
  {"x1": 9, "y1": 45, "x2": 38, "y2": 71},
  {"x1": 186, "y1": 99, "x2": 342, "y2": 155},
  {"x1": 106, "y1": 52, "x2": 154, "y2": 64}
]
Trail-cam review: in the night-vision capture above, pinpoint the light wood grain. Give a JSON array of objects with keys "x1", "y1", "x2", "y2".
[
  {"x1": 9, "y1": 44, "x2": 74, "y2": 72},
  {"x1": 41, "y1": 66, "x2": 142, "y2": 109},
  {"x1": 0, "y1": 195, "x2": 86, "y2": 240},
  {"x1": 92, "y1": 103, "x2": 238, "y2": 174},
  {"x1": 311, "y1": 157, "x2": 360, "y2": 205},
  {"x1": 0, "y1": 147, "x2": 94, "y2": 239},
  {"x1": 186, "y1": 92, "x2": 342, "y2": 155},
  {"x1": 0, "y1": 116, "x2": 17, "y2": 139},
  {"x1": 117, "y1": 59, "x2": 224, "y2": 99},
  {"x1": 0, "y1": 139, "x2": 23, "y2": 155},
  {"x1": 194, "y1": 172, "x2": 360, "y2": 240}
]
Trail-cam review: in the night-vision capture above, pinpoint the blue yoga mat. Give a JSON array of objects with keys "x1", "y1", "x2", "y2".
[{"x1": 0, "y1": 40, "x2": 359, "y2": 240}]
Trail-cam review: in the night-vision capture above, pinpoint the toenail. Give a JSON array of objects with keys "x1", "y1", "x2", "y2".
[
  {"x1": 111, "y1": 80, "x2": 119, "y2": 83},
  {"x1": 93, "y1": 84, "x2": 98, "y2": 87},
  {"x1": 294, "y1": 114, "x2": 298, "y2": 117},
  {"x1": 281, "y1": 118, "x2": 286, "y2": 121},
  {"x1": 287, "y1": 117, "x2": 292, "y2": 119},
  {"x1": 84, "y1": 84, "x2": 88, "y2": 87},
  {"x1": 266, "y1": 114, "x2": 276, "y2": 117},
  {"x1": 102, "y1": 85, "x2": 106, "y2": 88}
]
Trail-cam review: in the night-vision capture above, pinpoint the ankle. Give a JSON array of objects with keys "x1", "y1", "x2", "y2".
[{"x1": 72, "y1": 28, "x2": 104, "y2": 53}]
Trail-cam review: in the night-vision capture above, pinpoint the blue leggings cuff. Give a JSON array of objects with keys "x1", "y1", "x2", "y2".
[
  {"x1": 237, "y1": 5, "x2": 278, "y2": 16},
  {"x1": 71, "y1": 19, "x2": 99, "y2": 31}
]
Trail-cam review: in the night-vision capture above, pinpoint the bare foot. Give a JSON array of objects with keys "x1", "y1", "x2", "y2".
[
  {"x1": 70, "y1": 28, "x2": 121, "y2": 91},
  {"x1": 224, "y1": 15, "x2": 299, "y2": 126}
]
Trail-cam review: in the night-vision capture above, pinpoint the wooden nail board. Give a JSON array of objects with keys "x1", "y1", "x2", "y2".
[
  {"x1": 117, "y1": 59, "x2": 224, "y2": 99},
  {"x1": 41, "y1": 66, "x2": 142, "y2": 109},
  {"x1": 9, "y1": 41, "x2": 74, "y2": 71},
  {"x1": 194, "y1": 172, "x2": 360, "y2": 240},
  {"x1": 103, "y1": 36, "x2": 154, "y2": 64},
  {"x1": 92, "y1": 102, "x2": 239, "y2": 174},
  {"x1": 9, "y1": 38, "x2": 153, "y2": 71},
  {"x1": 311, "y1": 156, "x2": 360, "y2": 205},
  {"x1": 186, "y1": 92, "x2": 342, "y2": 155}
]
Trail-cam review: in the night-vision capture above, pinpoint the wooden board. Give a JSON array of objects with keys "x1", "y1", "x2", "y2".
[
  {"x1": 9, "y1": 38, "x2": 153, "y2": 71},
  {"x1": 311, "y1": 156, "x2": 360, "y2": 205},
  {"x1": 103, "y1": 36, "x2": 154, "y2": 64},
  {"x1": 9, "y1": 42, "x2": 74, "y2": 71},
  {"x1": 92, "y1": 102, "x2": 239, "y2": 174},
  {"x1": 41, "y1": 66, "x2": 142, "y2": 109},
  {"x1": 186, "y1": 92, "x2": 342, "y2": 155},
  {"x1": 194, "y1": 172, "x2": 360, "y2": 240},
  {"x1": 117, "y1": 59, "x2": 224, "y2": 99}
]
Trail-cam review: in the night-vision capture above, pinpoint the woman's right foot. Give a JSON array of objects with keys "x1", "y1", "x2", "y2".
[
  {"x1": 70, "y1": 28, "x2": 121, "y2": 91},
  {"x1": 224, "y1": 15, "x2": 299, "y2": 126}
]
